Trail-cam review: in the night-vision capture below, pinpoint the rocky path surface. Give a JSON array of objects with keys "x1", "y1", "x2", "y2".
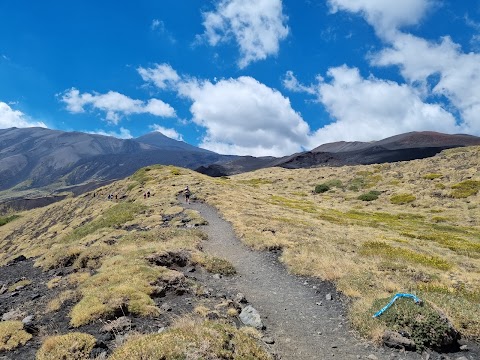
[{"x1": 182, "y1": 198, "x2": 429, "y2": 360}]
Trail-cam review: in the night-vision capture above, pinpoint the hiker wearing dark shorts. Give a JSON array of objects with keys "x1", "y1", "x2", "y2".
[{"x1": 184, "y1": 186, "x2": 191, "y2": 203}]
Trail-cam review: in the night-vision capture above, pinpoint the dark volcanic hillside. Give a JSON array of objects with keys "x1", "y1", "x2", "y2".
[
  {"x1": 196, "y1": 131, "x2": 480, "y2": 176},
  {"x1": 0, "y1": 127, "x2": 229, "y2": 197}
]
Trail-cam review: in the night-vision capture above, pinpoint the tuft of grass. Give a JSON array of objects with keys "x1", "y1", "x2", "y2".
[
  {"x1": 0, "y1": 321, "x2": 32, "y2": 351},
  {"x1": 323, "y1": 179, "x2": 344, "y2": 188},
  {"x1": 361, "y1": 241, "x2": 452, "y2": 270},
  {"x1": 36, "y1": 332, "x2": 96, "y2": 360},
  {"x1": 0, "y1": 214, "x2": 20, "y2": 227},
  {"x1": 450, "y1": 180, "x2": 480, "y2": 198},
  {"x1": 109, "y1": 320, "x2": 271, "y2": 360},
  {"x1": 46, "y1": 290, "x2": 78, "y2": 313},
  {"x1": 8, "y1": 279, "x2": 32, "y2": 292},
  {"x1": 193, "y1": 254, "x2": 236, "y2": 276},
  {"x1": 390, "y1": 193, "x2": 416, "y2": 205},
  {"x1": 423, "y1": 173, "x2": 443, "y2": 180},
  {"x1": 269, "y1": 195, "x2": 316, "y2": 213}
]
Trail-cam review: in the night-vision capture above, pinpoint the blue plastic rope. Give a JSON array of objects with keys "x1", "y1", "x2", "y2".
[{"x1": 373, "y1": 293, "x2": 422, "y2": 318}]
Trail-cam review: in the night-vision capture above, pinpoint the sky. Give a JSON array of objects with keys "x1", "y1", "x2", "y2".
[{"x1": 1, "y1": 0, "x2": 480, "y2": 156}]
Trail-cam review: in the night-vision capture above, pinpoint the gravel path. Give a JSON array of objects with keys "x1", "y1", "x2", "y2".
[{"x1": 182, "y1": 198, "x2": 427, "y2": 360}]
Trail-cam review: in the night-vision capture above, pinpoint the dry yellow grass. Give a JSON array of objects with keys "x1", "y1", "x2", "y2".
[
  {"x1": 0, "y1": 321, "x2": 32, "y2": 351},
  {"x1": 0, "y1": 148, "x2": 479, "y2": 342},
  {"x1": 36, "y1": 332, "x2": 96, "y2": 360}
]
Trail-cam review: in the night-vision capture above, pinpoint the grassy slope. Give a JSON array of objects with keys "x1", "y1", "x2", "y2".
[{"x1": 0, "y1": 147, "x2": 479, "y2": 347}]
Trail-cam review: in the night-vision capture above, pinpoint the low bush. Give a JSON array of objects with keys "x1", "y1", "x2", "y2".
[
  {"x1": 372, "y1": 297, "x2": 458, "y2": 351},
  {"x1": 36, "y1": 332, "x2": 96, "y2": 360},
  {"x1": 390, "y1": 193, "x2": 416, "y2": 205},
  {"x1": 314, "y1": 184, "x2": 330, "y2": 193},
  {"x1": 358, "y1": 190, "x2": 381, "y2": 201}
]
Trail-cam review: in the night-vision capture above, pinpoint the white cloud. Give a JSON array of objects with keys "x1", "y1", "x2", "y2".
[
  {"x1": 60, "y1": 88, "x2": 176, "y2": 125},
  {"x1": 0, "y1": 101, "x2": 47, "y2": 129},
  {"x1": 200, "y1": 0, "x2": 289, "y2": 68},
  {"x1": 88, "y1": 127, "x2": 133, "y2": 139},
  {"x1": 283, "y1": 71, "x2": 318, "y2": 95},
  {"x1": 177, "y1": 76, "x2": 310, "y2": 156},
  {"x1": 372, "y1": 33, "x2": 480, "y2": 134},
  {"x1": 149, "y1": 124, "x2": 184, "y2": 141},
  {"x1": 137, "y1": 63, "x2": 180, "y2": 90},
  {"x1": 151, "y1": 19, "x2": 162, "y2": 31},
  {"x1": 284, "y1": 66, "x2": 461, "y2": 146},
  {"x1": 327, "y1": 0, "x2": 433, "y2": 36}
]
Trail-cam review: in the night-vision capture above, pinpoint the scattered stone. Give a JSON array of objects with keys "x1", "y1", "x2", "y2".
[
  {"x1": 239, "y1": 305, "x2": 264, "y2": 329},
  {"x1": 326, "y1": 293, "x2": 333, "y2": 301},
  {"x1": 157, "y1": 327, "x2": 166, "y2": 333},
  {"x1": 185, "y1": 266, "x2": 196, "y2": 273},
  {"x1": 10, "y1": 255, "x2": 27, "y2": 264},
  {"x1": 331, "y1": 345, "x2": 338, "y2": 349},
  {"x1": 235, "y1": 293, "x2": 247, "y2": 304},
  {"x1": 367, "y1": 355, "x2": 378, "y2": 360},
  {"x1": 0, "y1": 284, "x2": 7, "y2": 295},
  {"x1": 212, "y1": 274, "x2": 222, "y2": 280},
  {"x1": 316, "y1": 302, "x2": 323, "y2": 306},
  {"x1": 459, "y1": 344, "x2": 468, "y2": 351},
  {"x1": 206, "y1": 312, "x2": 220, "y2": 320},
  {"x1": 1, "y1": 309, "x2": 24, "y2": 321},
  {"x1": 21, "y1": 315, "x2": 34, "y2": 326},
  {"x1": 30, "y1": 293, "x2": 41, "y2": 300},
  {"x1": 161, "y1": 303, "x2": 173, "y2": 312},
  {"x1": 382, "y1": 331, "x2": 416, "y2": 351},
  {"x1": 90, "y1": 349, "x2": 107, "y2": 360},
  {"x1": 101, "y1": 317, "x2": 132, "y2": 333},
  {"x1": 263, "y1": 337, "x2": 275, "y2": 345}
]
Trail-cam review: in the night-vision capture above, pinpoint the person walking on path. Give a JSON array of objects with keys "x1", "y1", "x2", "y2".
[{"x1": 183, "y1": 186, "x2": 191, "y2": 203}]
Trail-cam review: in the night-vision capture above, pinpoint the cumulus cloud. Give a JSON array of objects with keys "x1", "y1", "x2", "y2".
[
  {"x1": 60, "y1": 88, "x2": 176, "y2": 125},
  {"x1": 327, "y1": 0, "x2": 433, "y2": 36},
  {"x1": 137, "y1": 63, "x2": 180, "y2": 90},
  {"x1": 284, "y1": 66, "x2": 461, "y2": 146},
  {"x1": 177, "y1": 76, "x2": 310, "y2": 156},
  {"x1": 200, "y1": 0, "x2": 289, "y2": 68},
  {"x1": 149, "y1": 124, "x2": 184, "y2": 141},
  {"x1": 88, "y1": 127, "x2": 133, "y2": 139},
  {"x1": 0, "y1": 101, "x2": 47, "y2": 129},
  {"x1": 372, "y1": 33, "x2": 480, "y2": 134}
]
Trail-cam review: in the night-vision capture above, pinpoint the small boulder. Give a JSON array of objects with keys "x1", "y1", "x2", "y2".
[
  {"x1": 382, "y1": 331, "x2": 416, "y2": 351},
  {"x1": 239, "y1": 305, "x2": 264, "y2": 329}
]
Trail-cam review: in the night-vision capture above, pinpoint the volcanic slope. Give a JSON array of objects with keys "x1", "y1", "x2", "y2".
[{"x1": 0, "y1": 146, "x2": 479, "y2": 359}]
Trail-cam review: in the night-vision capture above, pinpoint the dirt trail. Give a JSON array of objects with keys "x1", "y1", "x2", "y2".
[{"x1": 182, "y1": 198, "x2": 425, "y2": 360}]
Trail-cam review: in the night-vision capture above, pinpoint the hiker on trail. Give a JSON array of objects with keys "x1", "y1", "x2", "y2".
[{"x1": 184, "y1": 186, "x2": 191, "y2": 204}]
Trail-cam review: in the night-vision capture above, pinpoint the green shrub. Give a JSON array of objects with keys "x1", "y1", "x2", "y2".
[
  {"x1": 450, "y1": 180, "x2": 480, "y2": 198},
  {"x1": 372, "y1": 297, "x2": 458, "y2": 351},
  {"x1": 0, "y1": 214, "x2": 20, "y2": 227},
  {"x1": 314, "y1": 184, "x2": 330, "y2": 193},
  {"x1": 390, "y1": 193, "x2": 416, "y2": 205},
  {"x1": 358, "y1": 190, "x2": 381, "y2": 201}
]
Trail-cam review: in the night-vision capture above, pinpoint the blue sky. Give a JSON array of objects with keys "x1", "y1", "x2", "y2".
[{"x1": 1, "y1": 0, "x2": 480, "y2": 156}]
